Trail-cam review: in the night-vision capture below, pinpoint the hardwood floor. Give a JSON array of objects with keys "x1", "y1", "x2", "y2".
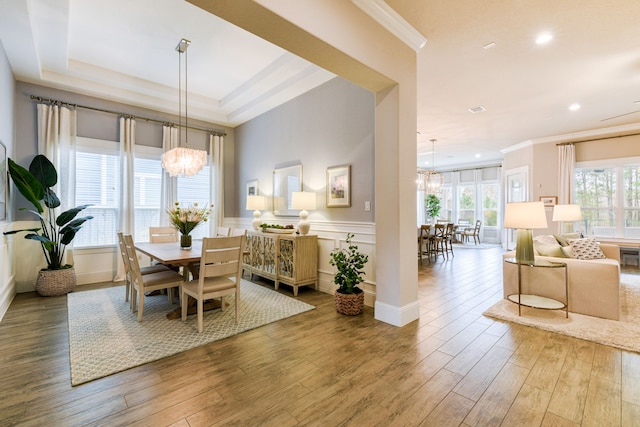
[{"x1": 1, "y1": 244, "x2": 640, "y2": 426}]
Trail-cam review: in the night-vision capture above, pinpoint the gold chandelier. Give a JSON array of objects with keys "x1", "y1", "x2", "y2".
[
  {"x1": 162, "y1": 38, "x2": 207, "y2": 177},
  {"x1": 417, "y1": 139, "x2": 443, "y2": 194}
]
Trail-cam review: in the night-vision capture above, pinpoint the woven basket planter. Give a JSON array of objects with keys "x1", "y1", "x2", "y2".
[
  {"x1": 335, "y1": 289, "x2": 364, "y2": 315},
  {"x1": 35, "y1": 267, "x2": 77, "y2": 296}
]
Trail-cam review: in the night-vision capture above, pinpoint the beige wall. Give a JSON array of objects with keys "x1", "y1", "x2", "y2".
[{"x1": 576, "y1": 134, "x2": 640, "y2": 162}]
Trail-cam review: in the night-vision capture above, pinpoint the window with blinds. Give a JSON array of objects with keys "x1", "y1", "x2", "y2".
[{"x1": 73, "y1": 137, "x2": 212, "y2": 247}]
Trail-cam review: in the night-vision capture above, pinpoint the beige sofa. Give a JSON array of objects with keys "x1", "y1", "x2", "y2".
[{"x1": 502, "y1": 242, "x2": 621, "y2": 320}]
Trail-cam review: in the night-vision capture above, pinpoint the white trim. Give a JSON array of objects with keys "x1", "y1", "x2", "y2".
[
  {"x1": 374, "y1": 299, "x2": 420, "y2": 326},
  {"x1": 351, "y1": 0, "x2": 427, "y2": 51}
]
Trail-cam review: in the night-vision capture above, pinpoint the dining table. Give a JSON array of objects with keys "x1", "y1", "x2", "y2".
[{"x1": 134, "y1": 239, "x2": 225, "y2": 319}]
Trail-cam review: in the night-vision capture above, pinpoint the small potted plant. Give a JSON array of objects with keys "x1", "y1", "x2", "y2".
[
  {"x1": 3, "y1": 155, "x2": 93, "y2": 296},
  {"x1": 329, "y1": 232, "x2": 369, "y2": 315},
  {"x1": 425, "y1": 193, "x2": 441, "y2": 224}
]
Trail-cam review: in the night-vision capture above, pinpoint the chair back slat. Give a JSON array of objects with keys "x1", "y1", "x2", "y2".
[{"x1": 149, "y1": 227, "x2": 178, "y2": 243}]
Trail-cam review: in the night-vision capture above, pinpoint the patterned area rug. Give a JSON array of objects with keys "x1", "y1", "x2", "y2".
[
  {"x1": 67, "y1": 280, "x2": 315, "y2": 386},
  {"x1": 483, "y1": 274, "x2": 640, "y2": 354}
]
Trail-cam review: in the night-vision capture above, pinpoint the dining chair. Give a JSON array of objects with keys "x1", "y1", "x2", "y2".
[
  {"x1": 117, "y1": 232, "x2": 171, "y2": 308},
  {"x1": 149, "y1": 226, "x2": 178, "y2": 242},
  {"x1": 181, "y1": 235, "x2": 244, "y2": 333},
  {"x1": 444, "y1": 223, "x2": 455, "y2": 257},
  {"x1": 462, "y1": 220, "x2": 482, "y2": 245},
  {"x1": 230, "y1": 227, "x2": 246, "y2": 236},
  {"x1": 431, "y1": 223, "x2": 447, "y2": 259},
  {"x1": 418, "y1": 224, "x2": 431, "y2": 263},
  {"x1": 123, "y1": 234, "x2": 184, "y2": 322},
  {"x1": 216, "y1": 226, "x2": 231, "y2": 237}
]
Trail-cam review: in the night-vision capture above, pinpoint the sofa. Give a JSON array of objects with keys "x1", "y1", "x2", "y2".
[{"x1": 502, "y1": 235, "x2": 621, "y2": 320}]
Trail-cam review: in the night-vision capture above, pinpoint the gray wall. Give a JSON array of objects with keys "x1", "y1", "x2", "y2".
[
  {"x1": 234, "y1": 77, "x2": 375, "y2": 223},
  {"x1": 11, "y1": 82, "x2": 235, "y2": 220}
]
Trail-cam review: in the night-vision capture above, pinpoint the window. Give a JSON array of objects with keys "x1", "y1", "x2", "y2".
[
  {"x1": 458, "y1": 184, "x2": 475, "y2": 222},
  {"x1": 482, "y1": 183, "x2": 498, "y2": 226},
  {"x1": 575, "y1": 158, "x2": 640, "y2": 238},
  {"x1": 74, "y1": 138, "x2": 212, "y2": 247},
  {"x1": 74, "y1": 141, "x2": 119, "y2": 247}
]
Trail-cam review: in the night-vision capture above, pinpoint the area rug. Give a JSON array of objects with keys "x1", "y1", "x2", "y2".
[
  {"x1": 483, "y1": 276, "x2": 640, "y2": 354},
  {"x1": 67, "y1": 280, "x2": 315, "y2": 386}
]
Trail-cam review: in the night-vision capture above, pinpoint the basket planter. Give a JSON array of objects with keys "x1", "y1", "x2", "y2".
[
  {"x1": 335, "y1": 289, "x2": 364, "y2": 315},
  {"x1": 35, "y1": 267, "x2": 77, "y2": 296}
]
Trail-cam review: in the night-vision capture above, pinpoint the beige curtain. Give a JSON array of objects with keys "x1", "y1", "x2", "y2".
[
  {"x1": 36, "y1": 103, "x2": 77, "y2": 267},
  {"x1": 209, "y1": 134, "x2": 224, "y2": 235},
  {"x1": 558, "y1": 144, "x2": 576, "y2": 205},
  {"x1": 115, "y1": 116, "x2": 136, "y2": 281},
  {"x1": 160, "y1": 125, "x2": 178, "y2": 226}
]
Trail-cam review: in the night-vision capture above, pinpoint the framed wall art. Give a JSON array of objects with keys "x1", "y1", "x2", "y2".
[
  {"x1": 326, "y1": 164, "x2": 351, "y2": 207},
  {"x1": 246, "y1": 179, "x2": 258, "y2": 197},
  {"x1": 539, "y1": 196, "x2": 557, "y2": 207}
]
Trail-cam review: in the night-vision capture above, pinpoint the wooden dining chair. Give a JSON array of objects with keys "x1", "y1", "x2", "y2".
[
  {"x1": 462, "y1": 220, "x2": 482, "y2": 245},
  {"x1": 117, "y1": 232, "x2": 171, "y2": 308},
  {"x1": 431, "y1": 223, "x2": 447, "y2": 259},
  {"x1": 216, "y1": 226, "x2": 231, "y2": 237},
  {"x1": 444, "y1": 223, "x2": 455, "y2": 257},
  {"x1": 123, "y1": 234, "x2": 184, "y2": 322},
  {"x1": 418, "y1": 224, "x2": 431, "y2": 263},
  {"x1": 149, "y1": 226, "x2": 178, "y2": 243},
  {"x1": 181, "y1": 235, "x2": 244, "y2": 333}
]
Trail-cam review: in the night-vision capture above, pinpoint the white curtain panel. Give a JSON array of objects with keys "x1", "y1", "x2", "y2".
[
  {"x1": 209, "y1": 134, "x2": 224, "y2": 233},
  {"x1": 558, "y1": 144, "x2": 576, "y2": 205},
  {"x1": 36, "y1": 103, "x2": 77, "y2": 266},
  {"x1": 160, "y1": 125, "x2": 178, "y2": 226},
  {"x1": 115, "y1": 116, "x2": 136, "y2": 281}
]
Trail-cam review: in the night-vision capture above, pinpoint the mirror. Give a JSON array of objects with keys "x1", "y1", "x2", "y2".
[{"x1": 273, "y1": 164, "x2": 302, "y2": 216}]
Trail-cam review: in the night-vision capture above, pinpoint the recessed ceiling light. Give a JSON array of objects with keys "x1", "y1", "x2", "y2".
[
  {"x1": 535, "y1": 33, "x2": 553, "y2": 44},
  {"x1": 475, "y1": 154, "x2": 481, "y2": 158},
  {"x1": 569, "y1": 103, "x2": 581, "y2": 111}
]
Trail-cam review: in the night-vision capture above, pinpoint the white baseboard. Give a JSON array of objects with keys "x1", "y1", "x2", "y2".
[{"x1": 374, "y1": 300, "x2": 420, "y2": 326}]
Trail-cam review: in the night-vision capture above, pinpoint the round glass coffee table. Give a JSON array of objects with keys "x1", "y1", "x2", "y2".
[{"x1": 504, "y1": 257, "x2": 568, "y2": 318}]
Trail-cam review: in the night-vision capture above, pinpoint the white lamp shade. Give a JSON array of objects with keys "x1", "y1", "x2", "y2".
[
  {"x1": 161, "y1": 147, "x2": 208, "y2": 177},
  {"x1": 552, "y1": 204, "x2": 582, "y2": 221},
  {"x1": 504, "y1": 201, "x2": 548, "y2": 229},
  {"x1": 291, "y1": 192, "x2": 316, "y2": 211},
  {"x1": 246, "y1": 195, "x2": 266, "y2": 211}
]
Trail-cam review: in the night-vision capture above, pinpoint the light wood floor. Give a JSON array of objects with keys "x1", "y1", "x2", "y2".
[{"x1": 1, "y1": 244, "x2": 640, "y2": 426}]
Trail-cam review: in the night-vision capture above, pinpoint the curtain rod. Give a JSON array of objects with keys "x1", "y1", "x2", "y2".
[
  {"x1": 556, "y1": 131, "x2": 640, "y2": 146},
  {"x1": 29, "y1": 95, "x2": 227, "y2": 137}
]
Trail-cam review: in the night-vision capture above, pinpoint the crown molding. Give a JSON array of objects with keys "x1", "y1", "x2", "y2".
[{"x1": 351, "y1": 0, "x2": 427, "y2": 51}]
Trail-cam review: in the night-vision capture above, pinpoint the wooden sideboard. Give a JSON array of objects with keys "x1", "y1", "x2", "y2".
[{"x1": 244, "y1": 231, "x2": 318, "y2": 296}]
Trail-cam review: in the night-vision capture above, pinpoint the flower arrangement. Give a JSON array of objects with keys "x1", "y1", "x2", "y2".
[{"x1": 167, "y1": 202, "x2": 212, "y2": 235}]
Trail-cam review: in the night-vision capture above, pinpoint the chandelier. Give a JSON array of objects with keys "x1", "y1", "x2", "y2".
[
  {"x1": 162, "y1": 38, "x2": 207, "y2": 177},
  {"x1": 417, "y1": 139, "x2": 443, "y2": 194}
]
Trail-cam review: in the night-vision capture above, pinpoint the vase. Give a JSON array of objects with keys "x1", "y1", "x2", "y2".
[{"x1": 180, "y1": 234, "x2": 192, "y2": 249}]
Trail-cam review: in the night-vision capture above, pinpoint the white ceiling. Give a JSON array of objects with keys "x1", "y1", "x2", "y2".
[{"x1": 1, "y1": 0, "x2": 640, "y2": 170}]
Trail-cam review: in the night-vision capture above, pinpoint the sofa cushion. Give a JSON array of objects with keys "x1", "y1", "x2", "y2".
[
  {"x1": 535, "y1": 242, "x2": 569, "y2": 257},
  {"x1": 535, "y1": 234, "x2": 559, "y2": 245},
  {"x1": 554, "y1": 233, "x2": 581, "y2": 246},
  {"x1": 569, "y1": 237, "x2": 606, "y2": 260}
]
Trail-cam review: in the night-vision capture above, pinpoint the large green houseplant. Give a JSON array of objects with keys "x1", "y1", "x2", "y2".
[
  {"x1": 425, "y1": 193, "x2": 441, "y2": 223},
  {"x1": 3, "y1": 155, "x2": 93, "y2": 295},
  {"x1": 329, "y1": 232, "x2": 369, "y2": 315}
]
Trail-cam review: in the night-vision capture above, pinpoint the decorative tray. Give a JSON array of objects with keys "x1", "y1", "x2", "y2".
[{"x1": 263, "y1": 228, "x2": 296, "y2": 234}]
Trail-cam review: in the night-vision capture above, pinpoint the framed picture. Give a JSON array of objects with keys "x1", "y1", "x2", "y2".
[
  {"x1": 273, "y1": 164, "x2": 302, "y2": 216},
  {"x1": 246, "y1": 179, "x2": 258, "y2": 197},
  {"x1": 540, "y1": 196, "x2": 557, "y2": 207},
  {"x1": 327, "y1": 164, "x2": 351, "y2": 207},
  {"x1": 0, "y1": 139, "x2": 6, "y2": 221}
]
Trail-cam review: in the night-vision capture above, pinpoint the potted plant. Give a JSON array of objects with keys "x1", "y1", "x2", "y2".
[
  {"x1": 329, "y1": 232, "x2": 369, "y2": 315},
  {"x1": 3, "y1": 155, "x2": 93, "y2": 296},
  {"x1": 425, "y1": 193, "x2": 441, "y2": 224}
]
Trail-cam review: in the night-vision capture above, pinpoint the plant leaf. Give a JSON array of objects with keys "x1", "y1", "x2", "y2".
[
  {"x1": 43, "y1": 188, "x2": 61, "y2": 209},
  {"x1": 7, "y1": 158, "x2": 44, "y2": 213},
  {"x1": 56, "y1": 205, "x2": 92, "y2": 227},
  {"x1": 29, "y1": 154, "x2": 58, "y2": 188}
]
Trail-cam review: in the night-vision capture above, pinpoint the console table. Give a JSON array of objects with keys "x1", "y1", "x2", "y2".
[
  {"x1": 504, "y1": 257, "x2": 568, "y2": 317},
  {"x1": 244, "y1": 231, "x2": 318, "y2": 296}
]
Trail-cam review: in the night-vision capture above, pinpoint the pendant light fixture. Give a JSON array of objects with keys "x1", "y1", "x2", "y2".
[
  {"x1": 417, "y1": 139, "x2": 443, "y2": 194},
  {"x1": 162, "y1": 38, "x2": 207, "y2": 177}
]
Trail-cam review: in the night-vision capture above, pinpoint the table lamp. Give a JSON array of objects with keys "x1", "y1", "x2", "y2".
[
  {"x1": 291, "y1": 191, "x2": 316, "y2": 235},
  {"x1": 504, "y1": 201, "x2": 548, "y2": 264},
  {"x1": 246, "y1": 195, "x2": 266, "y2": 230},
  {"x1": 552, "y1": 204, "x2": 582, "y2": 234}
]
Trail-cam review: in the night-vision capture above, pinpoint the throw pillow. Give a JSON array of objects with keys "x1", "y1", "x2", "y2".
[
  {"x1": 554, "y1": 234, "x2": 569, "y2": 246},
  {"x1": 534, "y1": 235, "x2": 559, "y2": 245},
  {"x1": 534, "y1": 243, "x2": 569, "y2": 258},
  {"x1": 568, "y1": 237, "x2": 606, "y2": 260},
  {"x1": 561, "y1": 245, "x2": 573, "y2": 258}
]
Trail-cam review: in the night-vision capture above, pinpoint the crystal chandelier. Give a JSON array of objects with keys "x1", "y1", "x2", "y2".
[
  {"x1": 417, "y1": 139, "x2": 443, "y2": 194},
  {"x1": 162, "y1": 38, "x2": 207, "y2": 177}
]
